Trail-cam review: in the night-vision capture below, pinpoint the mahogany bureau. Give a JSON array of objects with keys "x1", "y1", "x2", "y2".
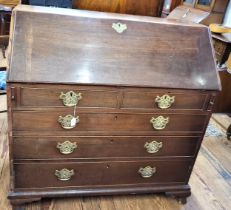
[{"x1": 7, "y1": 5, "x2": 220, "y2": 209}]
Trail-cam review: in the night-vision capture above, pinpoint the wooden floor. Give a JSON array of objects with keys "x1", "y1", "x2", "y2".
[{"x1": 0, "y1": 94, "x2": 231, "y2": 210}]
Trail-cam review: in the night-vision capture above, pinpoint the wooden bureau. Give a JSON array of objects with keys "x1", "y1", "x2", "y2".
[{"x1": 7, "y1": 5, "x2": 220, "y2": 209}]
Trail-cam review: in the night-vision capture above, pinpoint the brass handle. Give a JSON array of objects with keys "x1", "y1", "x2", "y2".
[
  {"x1": 55, "y1": 168, "x2": 74, "y2": 181},
  {"x1": 58, "y1": 115, "x2": 79, "y2": 130},
  {"x1": 59, "y1": 91, "x2": 82, "y2": 107},
  {"x1": 150, "y1": 116, "x2": 169, "y2": 130},
  {"x1": 144, "y1": 141, "x2": 163, "y2": 154},
  {"x1": 112, "y1": 22, "x2": 127, "y2": 33},
  {"x1": 155, "y1": 94, "x2": 175, "y2": 109},
  {"x1": 57, "y1": 141, "x2": 77, "y2": 155},
  {"x1": 138, "y1": 166, "x2": 156, "y2": 178}
]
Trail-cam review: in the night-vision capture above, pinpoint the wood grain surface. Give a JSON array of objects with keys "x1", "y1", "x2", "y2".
[
  {"x1": 73, "y1": 0, "x2": 164, "y2": 17},
  {"x1": 12, "y1": 111, "x2": 208, "y2": 133},
  {"x1": 13, "y1": 136, "x2": 200, "y2": 159},
  {"x1": 1, "y1": 109, "x2": 231, "y2": 209},
  {"x1": 7, "y1": 5, "x2": 220, "y2": 90},
  {"x1": 11, "y1": 84, "x2": 210, "y2": 111},
  {"x1": 14, "y1": 159, "x2": 191, "y2": 189},
  {"x1": 5, "y1": 5, "x2": 222, "y2": 209}
]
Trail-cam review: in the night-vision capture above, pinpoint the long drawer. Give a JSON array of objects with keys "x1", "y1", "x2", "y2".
[
  {"x1": 13, "y1": 136, "x2": 200, "y2": 159},
  {"x1": 12, "y1": 111, "x2": 208, "y2": 133},
  {"x1": 14, "y1": 159, "x2": 192, "y2": 189},
  {"x1": 11, "y1": 85, "x2": 209, "y2": 110}
]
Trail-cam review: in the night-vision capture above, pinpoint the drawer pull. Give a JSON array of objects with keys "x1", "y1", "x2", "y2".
[
  {"x1": 112, "y1": 22, "x2": 127, "y2": 34},
  {"x1": 150, "y1": 116, "x2": 169, "y2": 130},
  {"x1": 144, "y1": 141, "x2": 163, "y2": 153},
  {"x1": 58, "y1": 115, "x2": 79, "y2": 129},
  {"x1": 57, "y1": 141, "x2": 77, "y2": 155},
  {"x1": 155, "y1": 94, "x2": 175, "y2": 109},
  {"x1": 59, "y1": 91, "x2": 82, "y2": 107},
  {"x1": 138, "y1": 166, "x2": 156, "y2": 178},
  {"x1": 55, "y1": 168, "x2": 74, "y2": 181}
]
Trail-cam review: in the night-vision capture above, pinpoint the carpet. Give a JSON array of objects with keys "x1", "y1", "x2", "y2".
[{"x1": 205, "y1": 122, "x2": 225, "y2": 137}]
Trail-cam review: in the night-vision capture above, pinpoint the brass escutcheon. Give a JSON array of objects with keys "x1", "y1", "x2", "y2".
[
  {"x1": 155, "y1": 94, "x2": 175, "y2": 109},
  {"x1": 59, "y1": 91, "x2": 82, "y2": 107},
  {"x1": 58, "y1": 115, "x2": 79, "y2": 130},
  {"x1": 138, "y1": 166, "x2": 156, "y2": 178},
  {"x1": 55, "y1": 168, "x2": 74, "y2": 181},
  {"x1": 144, "y1": 141, "x2": 163, "y2": 154},
  {"x1": 57, "y1": 141, "x2": 77, "y2": 155},
  {"x1": 150, "y1": 116, "x2": 169, "y2": 130},
  {"x1": 112, "y1": 22, "x2": 127, "y2": 34}
]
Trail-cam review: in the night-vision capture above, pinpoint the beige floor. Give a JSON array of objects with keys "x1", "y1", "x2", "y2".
[{"x1": 0, "y1": 94, "x2": 231, "y2": 210}]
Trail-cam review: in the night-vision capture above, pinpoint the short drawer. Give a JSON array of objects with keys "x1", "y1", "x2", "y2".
[
  {"x1": 13, "y1": 136, "x2": 200, "y2": 159},
  {"x1": 14, "y1": 159, "x2": 191, "y2": 189},
  {"x1": 12, "y1": 111, "x2": 208, "y2": 134},
  {"x1": 122, "y1": 91, "x2": 208, "y2": 110},
  {"x1": 17, "y1": 86, "x2": 119, "y2": 108}
]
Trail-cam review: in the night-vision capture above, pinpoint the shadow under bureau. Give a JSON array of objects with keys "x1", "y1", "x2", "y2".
[{"x1": 7, "y1": 5, "x2": 220, "y2": 209}]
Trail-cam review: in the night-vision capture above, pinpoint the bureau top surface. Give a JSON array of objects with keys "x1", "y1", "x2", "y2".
[{"x1": 7, "y1": 5, "x2": 220, "y2": 90}]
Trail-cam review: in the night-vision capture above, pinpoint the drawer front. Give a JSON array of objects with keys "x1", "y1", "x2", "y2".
[
  {"x1": 122, "y1": 91, "x2": 208, "y2": 110},
  {"x1": 13, "y1": 136, "x2": 200, "y2": 159},
  {"x1": 12, "y1": 111, "x2": 208, "y2": 133},
  {"x1": 12, "y1": 85, "x2": 210, "y2": 111},
  {"x1": 18, "y1": 87, "x2": 119, "y2": 108},
  {"x1": 14, "y1": 159, "x2": 191, "y2": 189}
]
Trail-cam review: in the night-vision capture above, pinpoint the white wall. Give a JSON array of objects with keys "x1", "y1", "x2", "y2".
[{"x1": 223, "y1": 1, "x2": 231, "y2": 27}]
